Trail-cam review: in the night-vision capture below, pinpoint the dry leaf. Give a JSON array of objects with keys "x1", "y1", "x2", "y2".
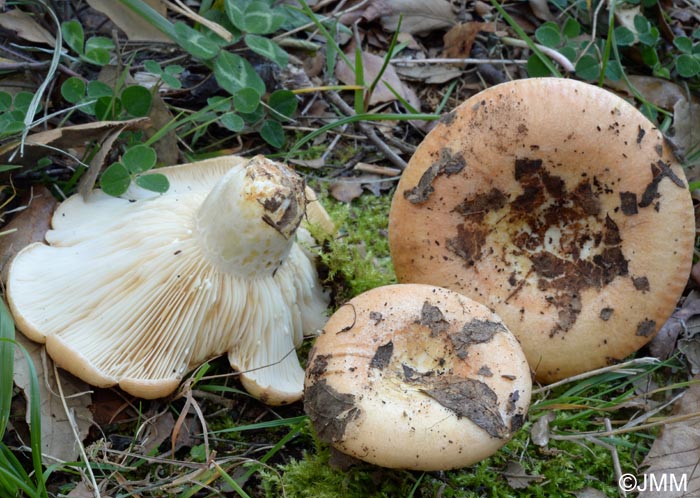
[
  {"x1": 639, "y1": 378, "x2": 700, "y2": 497},
  {"x1": 356, "y1": 0, "x2": 457, "y2": 35},
  {"x1": 530, "y1": 411, "x2": 556, "y2": 447},
  {"x1": 650, "y1": 291, "x2": 700, "y2": 361},
  {"x1": 0, "y1": 9, "x2": 56, "y2": 45},
  {"x1": 503, "y1": 460, "x2": 544, "y2": 489},
  {"x1": 528, "y1": 0, "x2": 555, "y2": 21},
  {"x1": 13, "y1": 334, "x2": 94, "y2": 463},
  {"x1": 336, "y1": 51, "x2": 420, "y2": 109},
  {"x1": 67, "y1": 482, "x2": 112, "y2": 497},
  {"x1": 77, "y1": 126, "x2": 128, "y2": 198},
  {"x1": 606, "y1": 76, "x2": 686, "y2": 110},
  {"x1": 86, "y1": 0, "x2": 171, "y2": 42},
  {"x1": 671, "y1": 97, "x2": 700, "y2": 171},
  {"x1": 0, "y1": 118, "x2": 150, "y2": 168},
  {"x1": 330, "y1": 179, "x2": 364, "y2": 202},
  {"x1": 442, "y1": 23, "x2": 495, "y2": 59},
  {"x1": 394, "y1": 63, "x2": 463, "y2": 84},
  {"x1": 141, "y1": 411, "x2": 176, "y2": 454},
  {"x1": 0, "y1": 186, "x2": 57, "y2": 281}
]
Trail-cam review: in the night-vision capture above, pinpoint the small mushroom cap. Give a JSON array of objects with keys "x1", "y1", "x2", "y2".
[
  {"x1": 304, "y1": 284, "x2": 532, "y2": 471},
  {"x1": 389, "y1": 78, "x2": 694, "y2": 383},
  {"x1": 7, "y1": 155, "x2": 331, "y2": 403}
]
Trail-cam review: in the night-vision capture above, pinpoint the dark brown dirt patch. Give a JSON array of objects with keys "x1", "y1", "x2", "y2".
[
  {"x1": 304, "y1": 379, "x2": 361, "y2": 443},
  {"x1": 422, "y1": 378, "x2": 509, "y2": 439},
  {"x1": 369, "y1": 341, "x2": 394, "y2": 371}
]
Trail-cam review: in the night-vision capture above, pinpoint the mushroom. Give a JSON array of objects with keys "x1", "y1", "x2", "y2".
[
  {"x1": 6, "y1": 155, "x2": 332, "y2": 404},
  {"x1": 389, "y1": 78, "x2": 695, "y2": 383},
  {"x1": 304, "y1": 283, "x2": 531, "y2": 470}
]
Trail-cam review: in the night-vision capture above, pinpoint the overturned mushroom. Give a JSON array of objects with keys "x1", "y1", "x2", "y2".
[
  {"x1": 7, "y1": 155, "x2": 332, "y2": 404},
  {"x1": 304, "y1": 284, "x2": 531, "y2": 470},
  {"x1": 389, "y1": 78, "x2": 694, "y2": 383}
]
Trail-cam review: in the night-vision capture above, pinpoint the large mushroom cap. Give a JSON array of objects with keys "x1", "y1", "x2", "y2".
[
  {"x1": 389, "y1": 78, "x2": 694, "y2": 383},
  {"x1": 7, "y1": 155, "x2": 331, "y2": 404},
  {"x1": 304, "y1": 284, "x2": 532, "y2": 471}
]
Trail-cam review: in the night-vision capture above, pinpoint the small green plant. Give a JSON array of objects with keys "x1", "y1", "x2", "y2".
[
  {"x1": 143, "y1": 60, "x2": 184, "y2": 89},
  {"x1": 61, "y1": 19, "x2": 115, "y2": 66},
  {"x1": 527, "y1": 18, "x2": 623, "y2": 81},
  {"x1": 0, "y1": 92, "x2": 36, "y2": 138},
  {"x1": 61, "y1": 77, "x2": 153, "y2": 120},
  {"x1": 101, "y1": 144, "x2": 169, "y2": 196},
  {"x1": 119, "y1": 0, "x2": 316, "y2": 149}
]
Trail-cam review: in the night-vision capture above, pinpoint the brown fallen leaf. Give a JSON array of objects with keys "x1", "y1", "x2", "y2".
[
  {"x1": 330, "y1": 178, "x2": 364, "y2": 203},
  {"x1": 503, "y1": 460, "x2": 544, "y2": 490},
  {"x1": 141, "y1": 411, "x2": 176, "y2": 455},
  {"x1": 442, "y1": 22, "x2": 496, "y2": 59},
  {"x1": 344, "y1": 0, "x2": 457, "y2": 35},
  {"x1": 394, "y1": 63, "x2": 464, "y2": 85},
  {"x1": 0, "y1": 9, "x2": 56, "y2": 45},
  {"x1": 77, "y1": 126, "x2": 129, "y2": 199},
  {"x1": 0, "y1": 118, "x2": 150, "y2": 170},
  {"x1": 606, "y1": 76, "x2": 686, "y2": 110},
  {"x1": 649, "y1": 291, "x2": 700, "y2": 361},
  {"x1": 0, "y1": 186, "x2": 56, "y2": 282},
  {"x1": 13, "y1": 333, "x2": 94, "y2": 464},
  {"x1": 639, "y1": 378, "x2": 700, "y2": 497},
  {"x1": 336, "y1": 51, "x2": 421, "y2": 110},
  {"x1": 86, "y1": 0, "x2": 171, "y2": 42},
  {"x1": 67, "y1": 482, "x2": 112, "y2": 498},
  {"x1": 671, "y1": 97, "x2": 700, "y2": 174},
  {"x1": 528, "y1": 0, "x2": 555, "y2": 21},
  {"x1": 530, "y1": 411, "x2": 556, "y2": 447}
]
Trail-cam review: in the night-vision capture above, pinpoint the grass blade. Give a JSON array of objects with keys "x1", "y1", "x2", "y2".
[
  {"x1": 365, "y1": 16, "x2": 403, "y2": 111},
  {"x1": 211, "y1": 415, "x2": 307, "y2": 434},
  {"x1": 13, "y1": 341, "x2": 47, "y2": 497},
  {"x1": 117, "y1": 0, "x2": 177, "y2": 39},
  {"x1": 353, "y1": 45, "x2": 365, "y2": 115},
  {"x1": 19, "y1": 3, "x2": 62, "y2": 156},
  {"x1": 0, "y1": 300, "x2": 14, "y2": 440}
]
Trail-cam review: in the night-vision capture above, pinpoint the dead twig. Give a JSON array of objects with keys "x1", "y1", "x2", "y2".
[{"x1": 325, "y1": 91, "x2": 407, "y2": 170}]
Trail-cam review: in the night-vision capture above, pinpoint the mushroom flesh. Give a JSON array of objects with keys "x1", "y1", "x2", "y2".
[
  {"x1": 304, "y1": 283, "x2": 532, "y2": 470},
  {"x1": 389, "y1": 78, "x2": 695, "y2": 383},
  {"x1": 7, "y1": 155, "x2": 331, "y2": 404}
]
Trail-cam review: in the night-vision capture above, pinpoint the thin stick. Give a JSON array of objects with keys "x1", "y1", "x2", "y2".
[
  {"x1": 391, "y1": 57, "x2": 528, "y2": 65},
  {"x1": 325, "y1": 91, "x2": 408, "y2": 169},
  {"x1": 54, "y1": 364, "x2": 101, "y2": 498},
  {"x1": 605, "y1": 418, "x2": 625, "y2": 497},
  {"x1": 354, "y1": 163, "x2": 402, "y2": 176},
  {"x1": 501, "y1": 36, "x2": 575, "y2": 72}
]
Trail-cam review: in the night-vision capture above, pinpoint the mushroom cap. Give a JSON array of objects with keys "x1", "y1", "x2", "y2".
[
  {"x1": 389, "y1": 78, "x2": 694, "y2": 383},
  {"x1": 7, "y1": 155, "x2": 331, "y2": 403},
  {"x1": 304, "y1": 283, "x2": 531, "y2": 471}
]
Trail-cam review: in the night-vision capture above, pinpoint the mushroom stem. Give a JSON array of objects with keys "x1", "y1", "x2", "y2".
[{"x1": 195, "y1": 156, "x2": 306, "y2": 279}]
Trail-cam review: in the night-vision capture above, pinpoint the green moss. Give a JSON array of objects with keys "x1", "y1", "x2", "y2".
[
  {"x1": 308, "y1": 189, "x2": 396, "y2": 304},
  {"x1": 259, "y1": 449, "x2": 419, "y2": 498}
]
